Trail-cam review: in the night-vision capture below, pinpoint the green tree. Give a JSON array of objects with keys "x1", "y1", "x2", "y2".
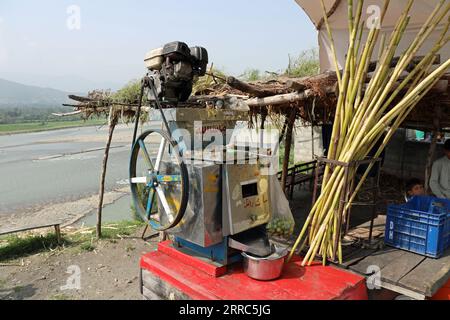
[
  {"x1": 112, "y1": 80, "x2": 143, "y2": 103},
  {"x1": 241, "y1": 69, "x2": 262, "y2": 82},
  {"x1": 286, "y1": 48, "x2": 320, "y2": 77}
]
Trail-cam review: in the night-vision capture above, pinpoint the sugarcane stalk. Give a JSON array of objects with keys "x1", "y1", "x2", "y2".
[
  {"x1": 320, "y1": 0, "x2": 346, "y2": 185},
  {"x1": 345, "y1": 58, "x2": 450, "y2": 211},
  {"x1": 360, "y1": 14, "x2": 411, "y2": 121},
  {"x1": 291, "y1": 0, "x2": 450, "y2": 266},
  {"x1": 309, "y1": 168, "x2": 346, "y2": 243},
  {"x1": 320, "y1": 0, "x2": 343, "y2": 89},
  {"x1": 375, "y1": 20, "x2": 450, "y2": 120},
  {"x1": 304, "y1": 185, "x2": 343, "y2": 265},
  {"x1": 343, "y1": 6, "x2": 406, "y2": 155},
  {"x1": 369, "y1": 2, "x2": 449, "y2": 122},
  {"x1": 324, "y1": 2, "x2": 369, "y2": 179},
  {"x1": 307, "y1": 175, "x2": 345, "y2": 260},
  {"x1": 362, "y1": 3, "x2": 409, "y2": 107},
  {"x1": 367, "y1": 59, "x2": 450, "y2": 141}
]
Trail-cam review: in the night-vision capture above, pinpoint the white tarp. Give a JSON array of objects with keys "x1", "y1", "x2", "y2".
[{"x1": 295, "y1": 0, "x2": 450, "y2": 72}]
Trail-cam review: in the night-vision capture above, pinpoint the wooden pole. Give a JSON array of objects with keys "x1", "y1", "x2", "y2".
[
  {"x1": 273, "y1": 115, "x2": 289, "y2": 157},
  {"x1": 226, "y1": 76, "x2": 279, "y2": 98},
  {"x1": 247, "y1": 90, "x2": 309, "y2": 108},
  {"x1": 259, "y1": 111, "x2": 267, "y2": 155},
  {"x1": 281, "y1": 109, "x2": 297, "y2": 195},
  {"x1": 425, "y1": 105, "x2": 442, "y2": 192},
  {"x1": 96, "y1": 112, "x2": 118, "y2": 239},
  {"x1": 260, "y1": 111, "x2": 267, "y2": 130}
]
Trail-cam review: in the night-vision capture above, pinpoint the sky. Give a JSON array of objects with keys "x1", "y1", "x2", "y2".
[{"x1": 0, "y1": 0, "x2": 317, "y2": 91}]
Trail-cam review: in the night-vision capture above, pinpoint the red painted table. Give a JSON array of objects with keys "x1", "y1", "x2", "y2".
[{"x1": 140, "y1": 241, "x2": 368, "y2": 300}]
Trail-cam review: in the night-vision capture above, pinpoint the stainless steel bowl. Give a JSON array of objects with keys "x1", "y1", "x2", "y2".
[{"x1": 242, "y1": 246, "x2": 288, "y2": 281}]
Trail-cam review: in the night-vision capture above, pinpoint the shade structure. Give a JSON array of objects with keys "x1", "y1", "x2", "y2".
[{"x1": 294, "y1": 0, "x2": 450, "y2": 72}]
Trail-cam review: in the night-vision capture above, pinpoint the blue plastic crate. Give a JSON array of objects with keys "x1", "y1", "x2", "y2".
[{"x1": 385, "y1": 196, "x2": 450, "y2": 258}]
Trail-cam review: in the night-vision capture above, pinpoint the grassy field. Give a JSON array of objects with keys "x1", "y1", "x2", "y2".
[{"x1": 0, "y1": 118, "x2": 106, "y2": 135}]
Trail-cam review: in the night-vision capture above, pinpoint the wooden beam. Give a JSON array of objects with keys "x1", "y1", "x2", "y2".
[
  {"x1": 430, "y1": 80, "x2": 449, "y2": 93},
  {"x1": 226, "y1": 76, "x2": 279, "y2": 98},
  {"x1": 363, "y1": 80, "x2": 448, "y2": 94},
  {"x1": 367, "y1": 55, "x2": 441, "y2": 73},
  {"x1": 260, "y1": 111, "x2": 267, "y2": 130},
  {"x1": 247, "y1": 91, "x2": 312, "y2": 107},
  {"x1": 281, "y1": 109, "x2": 297, "y2": 195},
  {"x1": 399, "y1": 253, "x2": 450, "y2": 297},
  {"x1": 316, "y1": 0, "x2": 342, "y2": 30},
  {"x1": 425, "y1": 105, "x2": 442, "y2": 192},
  {"x1": 0, "y1": 223, "x2": 62, "y2": 236},
  {"x1": 379, "y1": 281, "x2": 426, "y2": 300},
  {"x1": 286, "y1": 80, "x2": 307, "y2": 92},
  {"x1": 68, "y1": 95, "x2": 94, "y2": 103},
  {"x1": 285, "y1": 71, "x2": 338, "y2": 89},
  {"x1": 247, "y1": 85, "x2": 337, "y2": 107},
  {"x1": 52, "y1": 110, "x2": 82, "y2": 117}
]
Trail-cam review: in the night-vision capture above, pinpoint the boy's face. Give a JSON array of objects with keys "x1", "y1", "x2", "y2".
[{"x1": 408, "y1": 184, "x2": 425, "y2": 196}]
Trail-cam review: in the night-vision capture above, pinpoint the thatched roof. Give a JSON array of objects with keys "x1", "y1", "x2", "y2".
[
  {"x1": 63, "y1": 68, "x2": 450, "y2": 132},
  {"x1": 199, "y1": 70, "x2": 450, "y2": 132}
]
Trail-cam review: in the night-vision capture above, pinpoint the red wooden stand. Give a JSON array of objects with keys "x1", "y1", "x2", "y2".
[{"x1": 140, "y1": 241, "x2": 368, "y2": 300}]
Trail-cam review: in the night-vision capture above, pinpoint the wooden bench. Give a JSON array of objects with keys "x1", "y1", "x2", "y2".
[
  {"x1": 335, "y1": 216, "x2": 450, "y2": 300},
  {"x1": 0, "y1": 223, "x2": 62, "y2": 244},
  {"x1": 278, "y1": 160, "x2": 324, "y2": 199}
]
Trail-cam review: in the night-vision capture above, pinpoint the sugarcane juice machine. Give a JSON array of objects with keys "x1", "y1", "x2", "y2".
[{"x1": 129, "y1": 42, "x2": 275, "y2": 266}]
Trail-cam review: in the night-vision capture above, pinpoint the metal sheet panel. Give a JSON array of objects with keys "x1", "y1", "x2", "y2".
[
  {"x1": 222, "y1": 164, "x2": 271, "y2": 236},
  {"x1": 168, "y1": 162, "x2": 223, "y2": 247},
  {"x1": 149, "y1": 108, "x2": 248, "y2": 122}
]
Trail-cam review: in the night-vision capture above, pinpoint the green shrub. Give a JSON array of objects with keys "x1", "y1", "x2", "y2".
[
  {"x1": 286, "y1": 48, "x2": 320, "y2": 77},
  {"x1": 0, "y1": 234, "x2": 65, "y2": 261}
]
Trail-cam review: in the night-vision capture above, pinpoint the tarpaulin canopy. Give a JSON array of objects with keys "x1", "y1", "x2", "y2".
[{"x1": 294, "y1": 0, "x2": 450, "y2": 71}]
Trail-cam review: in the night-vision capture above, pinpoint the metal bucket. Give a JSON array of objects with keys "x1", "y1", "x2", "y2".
[{"x1": 242, "y1": 246, "x2": 288, "y2": 281}]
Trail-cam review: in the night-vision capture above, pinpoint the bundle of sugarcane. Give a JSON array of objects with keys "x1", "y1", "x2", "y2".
[{"x1": 289, "y1": 0, "x2": 450, "y2": 266}]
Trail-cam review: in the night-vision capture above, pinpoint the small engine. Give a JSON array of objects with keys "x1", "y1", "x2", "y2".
[{"x1": 144, "y1": 41, "x2": 208, "y2": 102}]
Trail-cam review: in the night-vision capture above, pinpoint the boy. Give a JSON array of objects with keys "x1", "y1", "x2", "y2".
[{"x1": 405, "y1": 178, "x2": 425, "y2": 202}]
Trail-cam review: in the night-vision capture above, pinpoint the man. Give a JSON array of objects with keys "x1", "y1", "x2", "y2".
[{"x1": 430, "y1": 139, "x2": 450, "y2": 199}]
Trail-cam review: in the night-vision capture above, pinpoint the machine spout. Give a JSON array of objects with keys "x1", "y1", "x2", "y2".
[{"x1": 228, "y1": 227, "x2": 274, "y2": 257}]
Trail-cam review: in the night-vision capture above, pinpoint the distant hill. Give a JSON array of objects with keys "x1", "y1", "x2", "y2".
[
  {"x1": 0, "y1": 73, "x2": 123, "y2": 93},
  {"x1": 0, "y1": 78, "x2": 76, "y2": 108}
]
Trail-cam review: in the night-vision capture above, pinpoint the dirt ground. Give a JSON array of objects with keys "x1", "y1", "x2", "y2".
[{"x1": 0, "y1": 226, "x2": 157, "y2": 300}]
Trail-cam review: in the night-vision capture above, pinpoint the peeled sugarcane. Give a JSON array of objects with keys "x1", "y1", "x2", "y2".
[{"x1": 289, "y1": 0, "x2": 450, "y2": 266}]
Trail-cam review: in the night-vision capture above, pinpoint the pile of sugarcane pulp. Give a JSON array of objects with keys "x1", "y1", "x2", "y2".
[{"x1": 289, "y1": 0, "x2": 450, "y2": 265}]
